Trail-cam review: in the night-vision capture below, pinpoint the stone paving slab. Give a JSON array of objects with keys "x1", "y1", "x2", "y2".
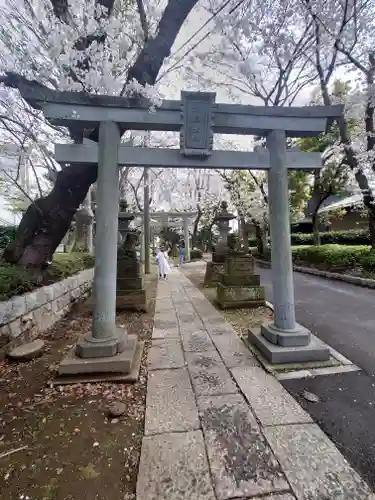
[
  {"x1": 153, "y1": 316, "x2": 179, "y2": 328},
  {"x1": 197, "y1": 393, "x2": 289, "y2": 499},
  {"x1": 181, "y1": 329, "x2": 215, "y2": 353},
  {"x1": 249, "y1": 496, "x2": 296, "y2": 500},
  {"x1": 231, "y1": 366, "x2": 312, "y2": 426},
  {"x1": 173, "y1": 297, "x2": 189, "y2": 305},
  {"x1": 178, "y1": 312, "x2": 201, "y2": 323},
  {"x1": 155, "y1": 297, "x2": 175, "y2": 306},
  {"x1": 148, "y1": 339, "x2": 185, "y2": 370},
  {"x1": 152, "y1": 326, "x2": 180, "y2": 339},
  {"x1": 144, "y1": 368, "x2": 200, "y2": 435},
  {"x1": 137, "y1": 430, "x2": 216, "y2": 500},
  {"x1": 210, "y1": 333, "x2": 260, "y2": 368},
  {"x1": 176, "y1": 307, "x2": 197, "y2": 316},
  {"x1": 178, "y1": 311, "x2": 205, "y2": 328},
  {"x1": 179, "y1": 322, "x2": 207, "y2": 336},
  {"x1": 205, "y1": 322, "x2": 236, "y2": 336},
  {"x1": 194, "y1": 305, "x2": 222, "y2": 319},
  {"x1": 264, "y1": 423, "x2": 375, "y2": 500},
  {"x1": 185, "y1": 350, "x2": 239, "y2": 396},
  {"x1": 174, "y1": 299, "x2": 194, "y2": 309},
  {"x1": 154, "y1": 308, "x2": 175, "y2": 317}
]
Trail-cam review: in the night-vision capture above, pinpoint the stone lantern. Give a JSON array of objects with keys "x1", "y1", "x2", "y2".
[
  {"x1": 204, "y1": 201, "x2": 235, "y2": 287},
  {"x1": 118, "y1": 199, "x2": 134, "y2": 245},
  {"x1": 213, "y1": 201, "x2": 236, "y2": 262},
  {"x1": 116, "y1": 202, "x2": 148, "y2": 312}
]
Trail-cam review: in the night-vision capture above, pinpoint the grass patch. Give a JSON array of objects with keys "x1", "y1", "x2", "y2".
[{"x1": 0, "y1": 252, "x2": 95, "y2": 301}]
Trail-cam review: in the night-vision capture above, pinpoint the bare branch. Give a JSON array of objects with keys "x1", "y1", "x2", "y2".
[
  {"x1": 29, "y1": 158, "x2": 43, "y2": 197},
  {"x1": 136, "y1": 0, "x2": 149, "y2": 41},
  {"x1": 1, "y1": 168, "x2": 34, "y2": 205}
]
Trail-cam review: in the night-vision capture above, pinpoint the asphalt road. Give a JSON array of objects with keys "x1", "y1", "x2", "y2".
[
  {"x1": 283, "y1": 371, "x2": 375, "y2": 490},
  {"x1": 258, "y1": 266, "x2": 375, "y2": 376},
  {"x1": 258, "y1": 266, "x2": 375, "y2": 490}
]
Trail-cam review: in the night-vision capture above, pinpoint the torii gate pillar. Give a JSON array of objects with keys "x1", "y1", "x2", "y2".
[
  {"x1": 59, "y1": 121, "x2": 140, "y2": 379},
  {"x1": 248, "y1": 131, "x2": 330, "y2": 363},
  {"x1": 183, "y1": 216, "x2": 190, "y2": 261}
]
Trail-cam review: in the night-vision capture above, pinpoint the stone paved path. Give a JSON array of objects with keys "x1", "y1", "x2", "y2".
[{"x1": 136, "y1": 269, "x2": 375, "y2": 500}]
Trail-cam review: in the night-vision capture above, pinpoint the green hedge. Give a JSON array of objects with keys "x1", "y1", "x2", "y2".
[
  {"x1": 190, "y1": 248, "x2": 203, "y2": 260},
  {"x1": 291, "y1": 229, "x2": 370, "y2": 246},
  {"x1": 292, "y1": 244, "x2": 371, "y2": 271},
  {"x1": 361, "y1": 252, "x2": 375, "y2": 273},
  {"x1": 0, "y1": 252, "x2": 95, "y2": 301}
]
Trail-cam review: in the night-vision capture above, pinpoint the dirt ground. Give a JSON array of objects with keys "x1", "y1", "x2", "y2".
[
  {"x1": 182, "y1": 263, "x2": 273, "y2": 337},
  {"x1": 0, "y1": 274, "x2": 157, "y2": 500}
]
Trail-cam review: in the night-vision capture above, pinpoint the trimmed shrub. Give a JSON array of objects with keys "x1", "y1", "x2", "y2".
[
  {"x1": 291, "y1": 229, "x2": 370, "y2": 246},
  {"x1": 361, "y1": 252, "x2": 375, "y2": 273},
  {"x1": 292, "y1": 244, "x2": 371, "y2": 270},
  {"x1": 0, "y1": 252, "x2": 95, "y2": 301},
  {"x1": 190, "y1": 248, "x2": 203, "y2": 260}
]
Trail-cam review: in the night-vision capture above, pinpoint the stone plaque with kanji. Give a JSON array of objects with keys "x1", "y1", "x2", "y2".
[{"x1": 180, "y1": 91, "x2": 215, "y2": 157}]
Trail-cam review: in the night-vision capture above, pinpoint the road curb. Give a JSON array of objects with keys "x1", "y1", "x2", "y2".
[{"x1": 255, "y1": 258, "x2": 375, "y2": 290}]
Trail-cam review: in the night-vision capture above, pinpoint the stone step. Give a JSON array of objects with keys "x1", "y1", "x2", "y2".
[{"x1": 8, "y1": 339, "x2": 45, "y2": 361}]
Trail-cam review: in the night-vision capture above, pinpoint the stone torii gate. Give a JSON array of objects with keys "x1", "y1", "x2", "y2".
[
  {"x1": 134, "y1": 211, "x2": 196, "y2": 262},
  {"x1": 18, "y1": 85, "x2": 342, "y2": 378}
]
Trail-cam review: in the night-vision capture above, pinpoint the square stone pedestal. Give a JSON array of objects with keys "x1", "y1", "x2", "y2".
[
  {"x1": 216, "y1": 254, "x2": 265, "y2": 309},
  {"x1": 56, "y1": 330, "x2": 144, "y2": 384},
  {"x1": 116, "y1": 289, "x2": 149, "y2": 312},
  {"x1": 116, "y1": 248, "x2": 148, "y2": 312},
  {"x1": 203, "y1": 261, "x2": 225, "y2": 287},
  {"x1": 248, "y1": 325, "x2": 330, "y2": 364}
]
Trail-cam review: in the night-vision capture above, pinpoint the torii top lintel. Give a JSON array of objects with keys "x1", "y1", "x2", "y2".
[{"x1": 19, "y1": 83, "x2": 344, "y2": 139}]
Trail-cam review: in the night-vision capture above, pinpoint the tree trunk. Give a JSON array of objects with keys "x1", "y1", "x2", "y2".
[
  {"x1": 2, "y1": 164, "x2": 97, "y2": 265},
  {"x1": 64, "y1": 225, "x2": 76, "y2": 252},
  {"x1": 261, "y1": 229, "x2": 268, "y2": 259},
  {"x1": 1, "y1": 0, "x2": 199, "y2": 267},
  {"x1": 255, "y1": 224, "x2": 268, "y2": 259},
  {"x1": 192, "y1": 206, "x2": 202, "y2": 248},
  {"x1": 312, "y1": 211, "x2": 321, "y2": 245}
]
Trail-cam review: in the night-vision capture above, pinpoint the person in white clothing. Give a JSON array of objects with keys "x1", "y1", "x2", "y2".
[{"x1": 155, "y1": 247, "x2": 170, "y2": 279}]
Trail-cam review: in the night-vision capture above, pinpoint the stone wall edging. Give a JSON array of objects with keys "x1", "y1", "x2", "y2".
[
  {"x1": 255, "y1": 258, "x2": 375, "y2": 290},
  {"x1": 0, "y1": 268, "x2": 95, "y2": 355}
]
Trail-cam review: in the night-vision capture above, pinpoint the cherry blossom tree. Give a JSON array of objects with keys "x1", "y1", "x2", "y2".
[
  {"x1": 189, "y1": 0, "x2": 316, "y2": 106},
  {"x1": 155, "y1": 166, "x2": 225, "y2": 248},
  {"x1": 301, "y1": 0, "x2": 375, "y2": 246},
  {"x1": 185, "y1": 0, "x2": 320, "y2": 253},
  {"x1": 219, "y1": 168, "x2": 269, "y2": 254},
  {"x1": 0, "y1": 0, "x2": 200, "y2": 266}
]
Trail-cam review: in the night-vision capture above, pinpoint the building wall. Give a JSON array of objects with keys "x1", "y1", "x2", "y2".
[{"x1": 329, "y1": 210, "x2": 368, "y2": 231}]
